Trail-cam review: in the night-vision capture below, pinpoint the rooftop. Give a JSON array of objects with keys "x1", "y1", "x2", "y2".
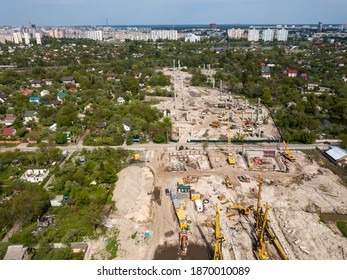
[{"x1": 325, "y1": 146, "x2": 347, "y2": 161}]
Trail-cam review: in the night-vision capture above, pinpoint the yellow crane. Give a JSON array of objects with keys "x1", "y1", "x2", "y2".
[
  {"x1": 282, "y1": 141, "x2": 295, "y2": 162},
  {"x1": 214, "y1": 205, "x2": 224, "y2": 260},
  {"x1": 255, "y1": 176, "x2": 288, "y2": 260},
  {"x1": 256, "y1": 202, "x2": 270, "y2": 260},
  {"x1": 227, "y1": 115, "x2": 236, "y2": 165}
]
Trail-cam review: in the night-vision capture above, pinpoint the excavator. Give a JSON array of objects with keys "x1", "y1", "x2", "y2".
[
  {"x1": 179, "y1": 230, "x2": 188, "y2": 257},
  {"x1": 227, "y1": 115, "x2": 236, "y2": 165},
  {"x1": 282, "y1": 141, "x2": 295, "y2": 162},
  {"x1": 214, "y1": 205, "x2": 224, "y2": 260},
  {"x1": 227, "y1": 204, "x2": 254, "y2": 215}
]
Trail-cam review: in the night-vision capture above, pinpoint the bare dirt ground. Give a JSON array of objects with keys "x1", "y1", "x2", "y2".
[
  {"x1": 86, "y1": 67, "x2": 347, "y2": 260},
  {"x1": 85, "y1": 147, "x2": 347, "y2": 260}
]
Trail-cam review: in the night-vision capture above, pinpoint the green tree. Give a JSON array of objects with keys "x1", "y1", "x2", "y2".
[{"x1": 55, "y1": 132, "x2": 67, "y2": 144}]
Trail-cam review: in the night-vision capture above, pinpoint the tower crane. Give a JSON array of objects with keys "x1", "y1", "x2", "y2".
[
  {"x1": 227, "y1": 114, "x2": 236, "y2": 165},
  {"x1": 214, "y1": 205, "x2": 224, "y2": 260}
]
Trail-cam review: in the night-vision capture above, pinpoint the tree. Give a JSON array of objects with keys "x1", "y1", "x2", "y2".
[{"x1": 55, "y1": 132, "x2": 67, "y2": 144}]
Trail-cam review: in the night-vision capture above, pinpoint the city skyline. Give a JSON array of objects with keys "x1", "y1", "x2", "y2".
[{"x1": 1, "y1": 0, "x2": 347, "y2": 27}]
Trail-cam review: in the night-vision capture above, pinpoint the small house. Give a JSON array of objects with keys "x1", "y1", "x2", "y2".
[
  {"x1": 29, "y1": 96, "x2": 40, "y2": 104},
  {"x1": 287, "y1": 69, "x2": 297, "y2": 78},
  {"x1": 21, "y1": 88, "x2": 33, "y2": 95},
  {"x1": 40, "y1": 90, "x2": 50, "y2": 96},
  {"x1": 50, "y1": 195, "x2": 64, "y2": 207},
  {"x1": 4, "y1": 114, "x2": 16, "y2": 126},
  {"x1": 31, "y1": 80, "x2": 43, "y2": 88},
  {"x1": 24, "y1": 110, "x2": 39, "y2": 124},
  {"x1": 61, "y1": 76, "x2": 75, "y2": 84},
  {"x1": 117, "y1": 97, "x2": 125, "y2": 105},
  {"x1": 106, "y1": 72, "x2": 116, "y2": 80},
  {"x1": 2, "y1": 127, "x2": 16, "y2": 137},
  {"x1": 44, "y1": 79, "x2": 53, "y2": 86},
  {"x1": 0, "y1": 90, "x2": 7, "y2": 103},
  {"x1": 123, "y1": 120, "x2": 132, "y2": 132},
  {"x1": 261, "y1": 72, "x2": 271, "y2": 79},
  {"x1": 57, "y1": 91, "x2": 67, "y2": 102},
  {"x1": 307, "y1": 84, "x2": 319, "y2": 90},
  {"x1": 325, "y1": 146, "x2": 347, "y2": 166}
]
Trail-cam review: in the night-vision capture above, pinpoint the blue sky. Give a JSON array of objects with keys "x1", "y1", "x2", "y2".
[{"x1": 1, "y1": 0, "x2": 346, "y2": 26}]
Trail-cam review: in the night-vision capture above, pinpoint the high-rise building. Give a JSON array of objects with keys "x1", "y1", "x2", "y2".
[
  {"x1": 318, "y1": 21, "x2": 323, "y2": 32},
  {"x1": 227, "y1": 28, "x2": 245, "y2": 39},
  {"x1": 86, "y1": 30, "x2": 103, "y2": 41},
  {"x1": 13, "y1": 32, "x2": 21, "y2": 44},
  {"x1": 276, "y1": 29, "x2": 288, "y2": 41},
  {"x1": 248, "y1": 29, "x2": 260, "y2": 42},
  {"x1": 24, "y1": 32, "x2": 30, "y2": 45},
  {"x1": 262, "y1": 29, "x2": 274, "y2": 41},
  {"x1": 151, "y1": 30, "x2": 177, "y2": 41},
  {"x1": 35, "y1": 33, "x2": 42, "y2": 45}
]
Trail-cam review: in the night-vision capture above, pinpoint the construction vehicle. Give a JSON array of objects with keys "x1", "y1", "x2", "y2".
[
  {"x1": 282, "y1": 141, "x2": 296, "y2": 162},
  {"x1": 227, "y1": 204, "x2": 254, "y2": 215},
  {"x1": 227, "y1": 116, "x2": 236, "y2": 165},
  {"x1": 214, "y1": 205, "x2": 224, "y2": 260},
  {"x1": 255, "y1": 202, "x2": 270, "y2": 260},
  {"x1": 255, "y1": 176, "x2": 288, "y2": 260},
  {"x1": 179, "y1": 230, "x2": 188, "y2": 257},
  {"x1": 224, "y1": 175, "x2": 233, "y2": 189}
]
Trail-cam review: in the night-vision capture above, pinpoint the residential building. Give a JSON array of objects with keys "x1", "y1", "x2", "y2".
[
  {"x1": 325, "y1": 146, "x2": 347, "y2": 166},
  {"x1": 262, "y1": 29, "x2": 274, "y2": 41},
  {"x1": 2, "y1": 127, "x2": 16, "y2": 137},
  {"x1": 123, "y1": 120, "x2": 132, "y2": 132},
  {"x1": 184, "y1": 34, "x2": 200, "y2": 43},
  {"x1": 150, "y1": 30, "x2": 177, "y2": 41},
  {"x1": 248, "y1": 29, "x2": 260, "y2": 42},
  {"x1": 276, "y1": 29, "x2": 288, "y2": 41},
  {"x1": 287, "y1": 69, "x2": 297, "y2": 77},
  {"x1": 29, "y1": 96, "x2": 40, "y2": 104},
  {"x1": 24, "y1": 110, "x2": 39, "y2": 124},
  {"x1": 0, "y1": 90, "x2": 8, "y2": 103},
  {"x1": 227, "y1": 28, "x2": 245, "y2": 39},
  {"x1": 35, "y1": 32, "x2": 42, "y2": 45},
  {"x1": 318, "y1": 21, "x2": 323, "y2": 33},
  {"x1": 24, "y1": 32, "x2": 30, "y2": 45},
  {"x1": 106, "y1": 73, "x2": 116, "y2": 80},
  {"x1": 117, "y1": 97, "x2": 125, "y2": 104},
  {"x1": 57, "y1": 91, "x2": 67, "y2": 102},
  {"x1": 4, "y1": 114, "x2": 17, "y2": 126},
  {"x1": 31, "y1": 80, "x2": 43, "y2": 88},
  {"x1": 61, "y1": 76, "x2": 75, "y2": 84},
  {"x1": 86, "y1": 30, "x2": 103, "y2": 41}
]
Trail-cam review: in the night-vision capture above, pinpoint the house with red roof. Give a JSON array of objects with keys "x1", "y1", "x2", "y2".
[
  {"x1": 287, "y1": 69, "x2": 298, "y2": 78},
  {"x1": 2, "y1": 127, "x2": 16, "y2": 138}
]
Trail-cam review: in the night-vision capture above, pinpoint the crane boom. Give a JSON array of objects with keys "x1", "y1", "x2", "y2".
[
  {"x1": 214, "y1": 205, "x2": 224, "y2": 260},
  {"x1": 283, "y1": 141, "x2": 295, "y2": 162}
]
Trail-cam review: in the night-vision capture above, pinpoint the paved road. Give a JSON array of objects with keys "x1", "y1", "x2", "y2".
[{"x1": 0, "y1": 141, "x2": 332, "y2": 154}]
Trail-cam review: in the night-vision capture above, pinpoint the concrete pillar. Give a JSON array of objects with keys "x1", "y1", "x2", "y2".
[
  {"x1": 242, "y1": 111, "x2": 244, "y2": 121},
  {"x1": 251, "y1": 111, "x2": 254, "y2": 122}
]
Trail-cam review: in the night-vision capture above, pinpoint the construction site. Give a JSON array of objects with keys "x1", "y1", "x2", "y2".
[{"x1": 84, "y1": 67, "x2": 347, "y2": 261}]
